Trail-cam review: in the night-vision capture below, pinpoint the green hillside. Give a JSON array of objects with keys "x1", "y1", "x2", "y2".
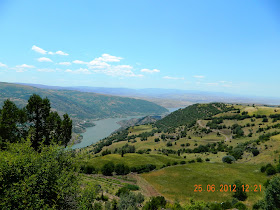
[
  {"x1": 0, "y1": 82, "x2": 168, "y2": 121},
  {"x1": 155, "y1": 103, "x2": 231, "y2": 130},
  {"x1": 77, "y1": 103, "x2": 280, "y2": 208}
]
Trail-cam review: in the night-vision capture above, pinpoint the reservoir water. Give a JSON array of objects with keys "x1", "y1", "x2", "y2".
[
  {"x1": 72, "y1": 116, "x2": 143, "y2": 149},
  {"x1": 72, "y1": 107, "x2": 184, "y2": 149}
]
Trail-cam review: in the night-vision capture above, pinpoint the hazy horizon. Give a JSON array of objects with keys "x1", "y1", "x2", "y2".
[{"x1": 0, "y1": 1, "x2": 279, "y2": 98}]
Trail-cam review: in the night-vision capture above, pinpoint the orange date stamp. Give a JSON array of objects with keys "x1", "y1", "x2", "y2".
[{"x1": 194, "y1": 184, "x2": 262, "y2": 192}]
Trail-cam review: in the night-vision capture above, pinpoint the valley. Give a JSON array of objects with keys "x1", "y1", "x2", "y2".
[{"x1": 76, "y1": 103, "x2": 280, "y2": 208}]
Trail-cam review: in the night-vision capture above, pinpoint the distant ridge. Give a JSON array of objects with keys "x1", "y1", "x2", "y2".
[
  {"x1": 17, "y1": 82, "x2": 280, "y2": 106},
  {"x1": 0, "y1": 82, "x2": 168, "y2": 121}
]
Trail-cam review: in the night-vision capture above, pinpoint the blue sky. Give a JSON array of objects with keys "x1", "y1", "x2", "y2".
[{"x1": 0, "y1": 0, "x2": 279, "y2": 97}]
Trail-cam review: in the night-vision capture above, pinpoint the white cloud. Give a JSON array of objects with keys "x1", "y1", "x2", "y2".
[
  {"x1": 49, "y1": 51, "x2": 69, "y2": 56},
  {"x1": 193, "y1": 75, "x2": 205, "y2": 79},
  {"x1": 95, "y1": 53, "x2": 122, "y2": 62},
  {"x1": 37, "y1": 68, "x2": 55, "y2": 72},
  {"x1": 16, "y1": 64, "x2": 35, "y2": 68},
  {"x1": 37, "y1": 57, "x2": 53, "y2": 62},
  {"x1": 73, "y1": 60, "x2": 88, "y2": 65},
  {"x1": 88, "y1": 60, "x2": 110, "y2": 69},
  {"x1": 58, "y1": 62, "x2": 71, "y2": 66},
  {"x1": 32, "y1": 45, "x2": 47, "y2": 54},
  {"x1": 163, "y1": 76, "x2": 184, "y2": 80},
  {"x1": 0, "y1": 62, "x2": 7, "y2": 67},
  {"x1": 31, "y1": 45, "x2": 69, "y2": 56},
  {"x1": 93, "y1": 65, "x2": 143, "y2": 77},
  {"x1": 140, "y1": 69, "x2": 160, "y2": 73},
  {"x1": 65, "y1": 68, "x2": 91, "y2": 74}
]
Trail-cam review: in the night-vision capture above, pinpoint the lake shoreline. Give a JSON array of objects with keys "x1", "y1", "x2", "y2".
[{"x1": 72, "y1": 107, "x2": 184, "y2": 149}]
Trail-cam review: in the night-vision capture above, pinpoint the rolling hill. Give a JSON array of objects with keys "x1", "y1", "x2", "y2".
[
  {"x1": 79, "y1": 102, "x2": 280, "y2": 208},
  {"x1": 0, "y1": 82, "x2": 168, "y2": 122}
]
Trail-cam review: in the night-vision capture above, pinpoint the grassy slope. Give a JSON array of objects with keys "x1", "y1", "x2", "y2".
[
  {"x1": 85, "y1": 153, "x2": 183, "y2": 169},
  {"x1": 0, "y1": 82, "x2": 168, "y2": 121},
  {"x1": 141, "y1": 162, "x2": 266, "y2": 207},
  {"x1": 81, "y1": 104, "x2": 280, "y2": 207}
]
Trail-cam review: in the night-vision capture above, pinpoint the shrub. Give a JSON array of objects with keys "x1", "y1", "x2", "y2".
[
  {"x1": 234, "y1": 202, "x2": 247, "y2": 209},
  {"x1": 166, "y1": 142, "x2": 172, "y2": 147},
  {"x1": 252, "y1": 149, "x2": 260, "y2": 156},
  {"x1": 154, "y1": 138, "x2": 160, "y2": 142},
  {"x1": 81, "y1": 164, "x2": 98, "y2": 174},
  {"x1": 205, "y1": 158, "x2": 210, "y2": 162},
  {"x1": 188, "y1": 160, "x2": 195, "y2": 163},
  {"x1": 266, "y1": 166, "x2": 276, "y2": 176},
  {"x1": 222, "y1": 155, "x2": 236, "y2": 164},
  {"x1": 125, "y1": 184, "x2": 139, "y2": 191},
  {"x1": 180, "y1": 160, "x2": 186, "y2": 164},
  {"x1": 115, "y1": 163, "x2": 130, "y2": 175},
  {"x1": 143, "y1": 196, "x2": 166, "y2": 210},
  {"x1": 233, "y1": 180, "x2": 248, "y2": 201},
  {"x1": 260, "y1": 166, "x2": 266, "y2": 173},
  {"x1": 0, "y1": 141, "x2": 80, "y2": 209},
  {"x1": 116, "y1": 187, "x2": 130, "y2": 196},
  {"x1": 196, "y1": 157, "x2": 203, "y2": 162},
  {"x1": 101, "y1": 162, "x2": 115, "y2": 176}
]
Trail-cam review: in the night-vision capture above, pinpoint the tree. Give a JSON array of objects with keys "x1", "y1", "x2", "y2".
[
  {"x1": 26, "y1": 94, "x2": 51, "y2": 150},
  {"x1": 117, "y1": 192, "x2": 139, "y2": 210},
  {"x1": 264, "y1": 176, "x2": 280, "y2": 209},
  {"x1": 101, "y1": 162, "x2": 115, "y2": 176},
  {"x1": 115, "y1": 163, "x2": 130, "y2": 175},
  {"x1": 0, "y1": 100, "x2": 26, "y2": 146},
  {"x1": 61, "y1": 114, "x2": 72, "y2": 147},
  {"x1": 252, "y1": 149, "x2": 260, "y2": 156},
  {"x1": 0, "y1": 141, "x2": 79, "y2": 209},
  {"x1": 233, "y1": 180, "x2": 247, "y2": 201},
  {"x1": 222, "y1": 155, "x2": 236, "y2": 164},
  {"x1": 26, "y1": 94, "x2": 72, "y2": 149},
  {"x1": 143, "y1": 196, "x2": 166, "y2": 210}
]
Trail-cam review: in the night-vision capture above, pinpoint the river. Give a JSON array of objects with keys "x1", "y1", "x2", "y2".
[
  {"x1": 72, "y1": 116, "x2": 143, "y2": 149},
  {"x1": 72, "y1": 107, "x2": 184, "y2": 149}
]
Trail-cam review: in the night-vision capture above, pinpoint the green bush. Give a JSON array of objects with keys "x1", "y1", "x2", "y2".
[
  {"x1": 180, "y1": 160, "x2": 186, "y2": 164},
  {"x1": 233, "y1": 180, "x2": 247, "y2": 201},
  {"x1": 252, "y1": 149, "x2": 260, "y2": 156},
  {"x1": 234, "y1": 202, "x2": 247, "y2": 209},
  {"x1": 101, "y1": 161, "x2": 115, "y2": 176},
  {"x1": 266, "y1": 166, "x2": 276, "y2": 176},
  {"x1": 0, "y1": 141, "x2": 79, "y2": 209},
  {"x1": 222, "y1": 155, "x2": 236, "y2": 164},
  {"x1": 125, "y1": 184, "x2": 139, "y2": 191},
  {"x1": 115, "y1": 163, "x2": 130, "y2": 175}
]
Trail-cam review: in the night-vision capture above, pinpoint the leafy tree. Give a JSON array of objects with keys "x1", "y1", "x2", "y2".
[
  {"x1": 0, "y1": 100, "x2": 27, "y2": 147},
  {"x1": 252, "y1": 149, "x2": 260, "y2": 156},
  {"x1": 266, "y1": 165, "x2": 277, "y2": 176},
  {"x1": 222, "y1": 155, "x2": 236, "y2": 164},
  {"x1": 61, "y1": 113, "x2": 72, "y2": 147},
  {"x1": 0, "y1": 141, "x2": 79, "y2": 209},
  {"x1": 115, "y1": 163, "x2": 130, "y2": 175},
  {"x1": 233, "y1": 180, "x2": 248, "y2": 201},
  {"x1": 101, "y1": 162, "x2": 115, "y2": 176},
  {"x1": 26, "y1": 94, "x2": 72, "y2": 149},
  {"x1": 118, "y1": 192, "x2": 138, "y2": 210},
  {"x1": 264, "y1": 176, "x2": 280, "y2": 209},
  {"x1": 26, "y1": 94, "x2": 51, "y2": 149},
  {"x1": 143, "y1": 196, "x2": 166, "y2": 210}
]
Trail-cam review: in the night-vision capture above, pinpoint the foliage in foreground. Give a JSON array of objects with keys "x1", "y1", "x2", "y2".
[{"x1": 0, "y1": 141, "x2": 79, "y2": 209}]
